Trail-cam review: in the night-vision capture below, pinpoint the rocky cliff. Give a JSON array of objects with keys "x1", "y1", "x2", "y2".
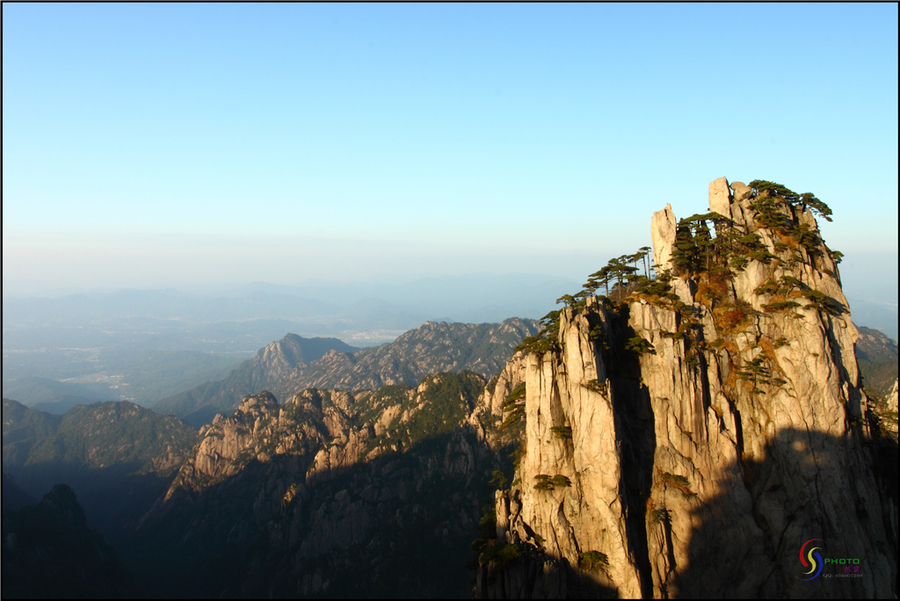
[
  {"x1": 134, "y1": 372, "x2": 509, "y2": 598},
  {"x1": 477, "y1": 178, "x2": 897, "y2": 598}
]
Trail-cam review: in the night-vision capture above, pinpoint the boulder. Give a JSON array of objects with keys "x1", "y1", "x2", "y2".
[{"x1": 731, "y1": 181, "x2": 753, "y2": 202}]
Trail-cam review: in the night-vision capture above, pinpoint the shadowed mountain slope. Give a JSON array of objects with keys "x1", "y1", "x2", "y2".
[
  {"x1": 128, "y1": 373, "x2": 512, "y2": 598},
  {"x1": 1, "y1": 484, "x2": 140, "y2": 599},
  {"x1": 2, "y1": 399, "x2": 197, "y2": 537}
]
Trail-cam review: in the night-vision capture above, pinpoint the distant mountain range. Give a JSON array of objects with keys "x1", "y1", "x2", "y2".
[
  {"x1": 2, "y1": 376, "x2": 120, "y2": 414},
  {"x1": 6, "y1": 316, "x2": 891, "y2": 427},
  {"x1": 152, "y1": 318, "x2": 540, "y2": 427},
  {"x1": 2, "y1": 274, "x2": 578, "y2": 356},
  {"x1": 2, "y1": 273, "x2": 579, "y2": 326},
  {"x1": 856, "y1": 326, "x2": 899, "y2": 397},
  {"x1": 150, "y1": 334, "x2": 360, "y2": 426}
]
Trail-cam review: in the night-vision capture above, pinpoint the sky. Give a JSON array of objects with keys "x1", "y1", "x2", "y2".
[{"x1": 3, "y1": 3, "x2": 898, "y2": 298}]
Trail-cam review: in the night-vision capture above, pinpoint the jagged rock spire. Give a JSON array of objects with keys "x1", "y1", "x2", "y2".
[{"x1": 650, "y1": 203, "x2": 677, "y2": 274}]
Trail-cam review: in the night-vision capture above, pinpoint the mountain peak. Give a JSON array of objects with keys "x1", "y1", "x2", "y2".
[{"x1": 256, "y1": 333, "x2": 358, "y2": 370}]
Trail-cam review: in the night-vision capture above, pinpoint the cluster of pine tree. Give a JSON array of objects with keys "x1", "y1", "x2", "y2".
[
  {"x1": 514, "y1": 180, "x2": 838, "y2": 359},
  {"x1": 513, "y1": 248, "x2": 656, "y2": 356}
]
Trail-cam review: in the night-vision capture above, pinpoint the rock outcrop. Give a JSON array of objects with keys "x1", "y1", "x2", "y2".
[
  {"x1": 879, "y1": 379, "x2": 899, "y2": 436},
  {"x1": 708, "y1": 176, "x2": 732, "y2": 217},
  {"x1": 650, "y1": 203, "x2": 677, "y2": 274},
  {"x1": 478, "y1": 178, "x2": 897, "y2": 598}
]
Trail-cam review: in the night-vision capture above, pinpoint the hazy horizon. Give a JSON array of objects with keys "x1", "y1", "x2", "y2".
[
  {"x1": 4, "y1": 4, "x2": 897, "y2": 326},
  {"x1": 4, "y1": 263, "x2": 897, "y2": 341}
]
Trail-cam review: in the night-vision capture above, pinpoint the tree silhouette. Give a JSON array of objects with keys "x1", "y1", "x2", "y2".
[
  {"x1": 749, "y1": 180, "x2": 833, "y2": 223},
  {"x1": 556, "y1": 294, "x2": 576, "y2": 308},
  {"x1": 799, "y1": 192, "x2": 833, "y2": 222},
  {"x1": 638, "y1": 246, "x2": 652, "y2": 278}
]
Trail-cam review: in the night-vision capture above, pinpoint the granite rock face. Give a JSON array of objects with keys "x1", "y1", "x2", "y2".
[
  {"x1": 731, "y1": 180, "x2": 754, "y2": 203},
  {"x1": 479, "y1": 179, "x2": 897, "y2": 598},
  {"x1": 882, "y1": 379, "x2": 899, "y2": 436},
  {"x1": 708, "y1": 176, "x2": 732, "y2": 217}
]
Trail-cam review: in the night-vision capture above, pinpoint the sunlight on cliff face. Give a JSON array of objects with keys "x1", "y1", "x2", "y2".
[{"x1": 480, "y1": 178, "x2": 897, "y2": 599}]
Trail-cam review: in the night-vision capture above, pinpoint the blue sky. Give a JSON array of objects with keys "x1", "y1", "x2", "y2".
[{"x1": 3, "y1": 3, "x2": 898, "y2": 295}]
